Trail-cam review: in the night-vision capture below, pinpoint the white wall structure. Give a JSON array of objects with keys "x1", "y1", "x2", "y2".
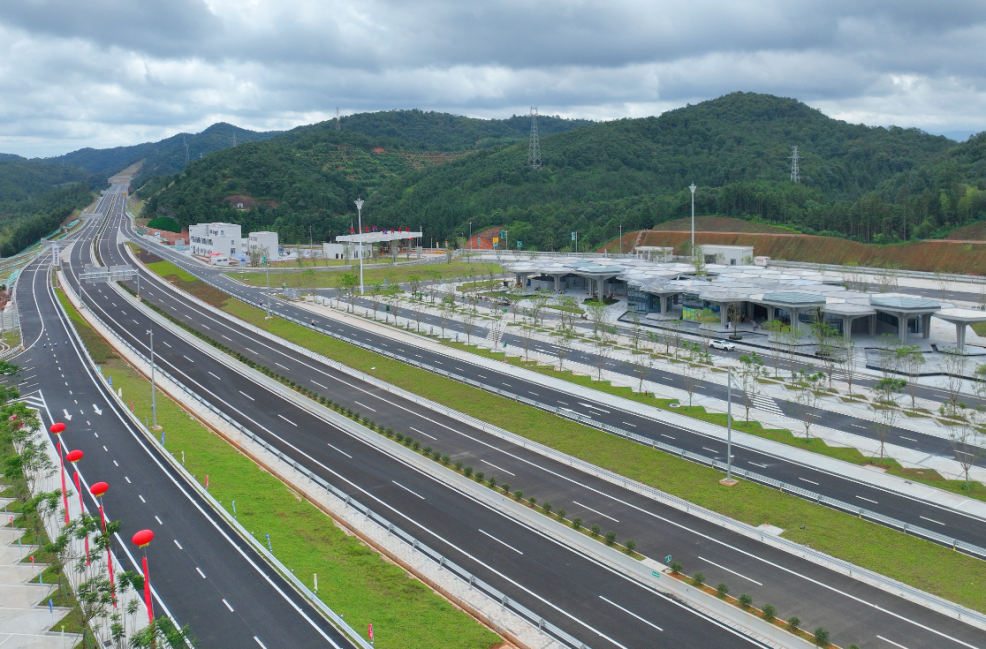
[
  {"x1": 698, "y1": 244, "x2": 754, "y2": 266},
  {"x1": 324, "y1": 242, "x2": 370, "y2": 260},
  {"x1": 188, "y1": 222, "x2": 243, "y2": 258},
  {"x1": 248, "y1": 231, "x2": 280, "y2": 261}
]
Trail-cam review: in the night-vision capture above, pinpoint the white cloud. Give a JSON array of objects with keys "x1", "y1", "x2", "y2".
[{"x1": 2, "y1": 0, "x2": 986, "y2": 156}]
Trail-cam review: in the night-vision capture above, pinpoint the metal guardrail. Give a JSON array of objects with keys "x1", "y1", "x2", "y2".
[
  {"x1": 68, "y1": 280, "x2": 590, "y2": 649},
  {"x1": 129, "y1": 246, "x2": 986, "y2": 629}
]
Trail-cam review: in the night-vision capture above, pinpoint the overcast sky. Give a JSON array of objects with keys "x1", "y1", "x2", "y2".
[{"x1": 2, "y1": 0, "x2": 985, "y2": 157}]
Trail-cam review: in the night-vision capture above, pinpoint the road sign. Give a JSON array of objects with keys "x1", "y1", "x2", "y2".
[
  {"x1": 500, "y1": 230, "x2": 506, "y2": 238},
  {"x1": 477, "y1": 237, "x2": 481, "y2": 245},
  {"x1": 664, "y1": 555, "x2": 672, "y2": 564},
  {"x1": 571, "y1": 232, "x2": 576, "y2": 241},
  {"x1": 516, "y1": 241, "x2": 522, "y2": 248},
  {"x1": 651, "y1": 570, "x2": 661, "y2": 578},
  {"x1": 493, "y1": 237, "x2": 499, "y2": 243}
]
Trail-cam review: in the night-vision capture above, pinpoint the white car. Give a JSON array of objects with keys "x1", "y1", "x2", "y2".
[{"x1": 711, "y1": 339, "x2": 736, "y2": 351}]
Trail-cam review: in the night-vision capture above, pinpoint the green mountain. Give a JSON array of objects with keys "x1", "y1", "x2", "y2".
[
  {"x1": 140, "y1": 110, "x2": 592, "y2": 243},
  {"x1": 0, "y1": 159, "x2": 90, "y2": 205}
]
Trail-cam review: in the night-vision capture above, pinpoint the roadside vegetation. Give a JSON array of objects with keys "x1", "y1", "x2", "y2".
[{"x1": 225, "y1": 261, "x2": 500, "y2": 290}]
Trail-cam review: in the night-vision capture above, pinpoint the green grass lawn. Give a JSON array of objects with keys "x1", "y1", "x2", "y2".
[
  {"x1": 228, "y1": 261, "x2": 502, "y2": 290},
  {"x1": 56, "y1": 286, "x2": 501, "y2": 649}
]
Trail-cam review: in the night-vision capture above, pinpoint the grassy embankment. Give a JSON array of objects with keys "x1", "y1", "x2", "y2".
[
  {"x1": 54, "y1": 286, "x2": 502, "y2": 649},
  {"x1": 227, "y1": 261, "x2": 501, "y2": 290},
  {"x1": 140, "y1": 259, "x2": 986, "y2": 613}
]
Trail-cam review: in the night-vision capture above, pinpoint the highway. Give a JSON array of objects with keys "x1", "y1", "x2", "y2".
[
  {"x1": 15, "y1": 187, "x2": 360, "y2": 649},
  {"x1": 125, "y1": 218, "x2": 986, "y2": 555},
  {"x1": 89, "y1": 188, "x2": 986, "y2": 647},
  {"x1": 72, "y1": 186, "x2": 781, "y2": 648}
]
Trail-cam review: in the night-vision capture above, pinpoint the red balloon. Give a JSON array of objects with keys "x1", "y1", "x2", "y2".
[
  {"x1": 90, "y1": 482, "x2": 108, "y2": 497},
  {"x1": 50, "y1": 422, "x2": 66, "y2": 434},
  {"x1": 132, "y1": 529, "x2": 154, "y2": 548},
  {"x1": 66, "y1": 450, "x2": 83, "y2": 463}
]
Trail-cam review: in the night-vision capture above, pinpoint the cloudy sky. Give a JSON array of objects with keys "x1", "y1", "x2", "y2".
[{"x1": 2, "y1": 0, "x2": 985, "y2": 157}]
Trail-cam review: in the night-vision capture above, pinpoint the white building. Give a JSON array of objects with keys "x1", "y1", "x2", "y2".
[
  {"x1": 247, "y1": 231, "x2": 279, "y2": 262},
  {"x1": 324, "y1": 242, "x2": 370, "y2": 260},
  {"x1": 189, "y1": 223, "x2": 242, "y2": 258},
  {"x1": 697, "y1": 244, "x2": 754, "y2": 266}
]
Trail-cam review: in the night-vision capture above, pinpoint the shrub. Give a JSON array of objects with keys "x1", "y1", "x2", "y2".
[
  {"x1": 412, "y1": 441, "x2": 420, "y2": 451},
  {"x1": 345, "y1": 408, "x2": 353, "y2": 416},
  {"x1": 441, "y1": 454, "x2": 450, "y2": 465},
  {"x1": 395, "y1": 432, "x2": 405, "y2": 442},
  {"x1": 501, "y1": 483, "x2": 510, "y2": 493},
  {"x1": 556, "y1": 508, "x2": 566, "y2": 520},
  {"x1": 487, "y1": 476, "x2": 497, "y2": 488},
  {"x1": 814, "y1": 628, "x2": 830, "y2": 647},
  {"x1": 368, "y1": 420, "x2": 376, "y2": 429},
  {"x1": 404, "y1": 436, "x2": 414, "y2": 447},
  {"x1": 590, "y1": 523, "x2": 601, "y2": 537},
  {"x1": 423, "y1": 446, "x2": 432, "y2": 455},
  {"x1": 475, "y1": 471, "x2": 484, "y2": 482},
  {"x1": 787, "y1": 617, "x2": 800, "y2": 631},
  {"x1": 528, "y1": 496, "x2": 536, "y2": 506},
  {"x1": 513, "y1": 490, "x2": 523, "y2": 500},
  {"x1": 289, "y1": 381, "x2": 296, "y2": 387},
  {"x1": 669, "y1": 561, "x2": 682, "y2": 574},
  {"x1": 692, "y1": 572, "x2": 705, "y2": 587},
  {"x1": 385, "y1": 428, "x2": 394, "y2": 437},
  {"x1": 848, "y1": 645, "x2": 860, "y2": 649},
  {"x1": 624, "y1": 539, "x2": 636, "y2": 554},
  {"x1": 738, "y1": 594, "x2": 753, "y2": 609},
  {"x1": 463, "y1": 466, "x2": 473, "y2": 477},
  {"x1": 604, "y1": 531, "x2": 617, "y2": 546},
  {"x1": 716, "y1": 583, "x2": 729, "y2": 599},
  {"x1": 455, "y1": 461, "x2": 464, "y2": 471},
  {"x1": 762, "y1": 604, "x2": 776, "y2": 622},
  {"x1": 572, "y1": 517, "x2": 583, "y2": 530},
  {"x1": 431, "y1": 450, "x2": 441, "y2": 460},
  {"x1": 542, "y1": 502, "x2": 552, "y2": 514}
]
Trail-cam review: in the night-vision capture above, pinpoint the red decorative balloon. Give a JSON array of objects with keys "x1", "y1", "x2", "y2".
[
  {"x1": 50, "y1": 422, "x2": 66, "y2": 434},
  {"x1": 132, "y1": 529, "x2": 154, "y2": 548},
  {"x1": 66, "y1": 450, "x2": 83, "y2": 463},
  {"x1": 89, "y1": 482, "x2": 109, "y2": 497}
]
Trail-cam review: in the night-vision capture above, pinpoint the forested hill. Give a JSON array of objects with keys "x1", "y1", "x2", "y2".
[
  {"x1": 139, "y1": 110, "x2": 593, "y2": 243},
  {"x1": 0, "y1": 159, "x2": 90, "y2": 204},
  {"x1": 39, "y1": 122, "x2": 280, "y2": 190}
]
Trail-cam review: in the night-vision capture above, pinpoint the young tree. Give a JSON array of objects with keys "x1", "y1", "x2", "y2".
[
  {"x1": 339, "y1": 272, "x2": 359, "y2": 312},
  {"x1": 810, "y1": 316, "x2": 841, "y2": 388},
  {"x1": 626, "y1": 352, "x2": 652, "y2": 393},
  {"x1": 368, "y1": 284, "x2": 383, "y2": 319},
  {"x1": 509, "y1": 287, "x2": 525, "y2": 323},
  {"x1": 628, "y1": 311, "x2": 643, "y2": 351},
  {"x1": 899, "y1": 346, "x2": 925, "y2": 408},
  {"x1": 691, "y1": 244, "x2": 707, "y2": 275},
  {"x1": 586, "y1": 302, "x2": 609, "y2": 337},
  {"x1": 872, "y1": 377, "x2": 907, "y2": 458},
  {"x1": 439, "y1": 293, "x2": 455, "y2": 338},
  {"x1": 407, "y1": 273, "x2": 423, "y2": 298},
  {"x1": 762, "y1": 320, "x2": 788, "y2": 377},
  {"x1": 940, "y1": 348, "x2": 969, "y2": 418},
  {"x1": 385, "y1": 286, "x2": 402, "y2": 321},
  {"x1": 696, "y1": 308, "x2": 719, "y2": 357},
  {"x1": 727, "y1": 303, "x2": 744, "y2": 337},
  {"x1": 737, "y1": 352, "x2": 767, "y2": 421},
  {"x1": 839, "y1": 335, "x2": 859, "y2": 397},
  {"x1": 783, "y1": 326, "x2": 805, "y2": 374},
  {"x1": 556, "y1": 333, "x2": 573, "y2": 371},
  {"x1": 529, "y1": 294, "x2": 549, "y2": 328},
  {"x1": 519, "y1": 314, "x2": 536, "y2": 361},
  {"x1": 665, "y1": 320, "x2": 684, "y2": 359},
  {"x1": 680, "y1": 353, "x2": 703, "y2": 407},
  {"x1": 949, "y1": 407, "x2": 986, "y2": 488},
  {"x1": 462, "y1": 308, "x2": 477, "y2": 345},
  {"x1": 791, "y1": 366, "x2": 826, "y2": 441}
]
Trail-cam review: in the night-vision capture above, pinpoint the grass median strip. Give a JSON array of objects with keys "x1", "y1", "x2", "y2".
[
  {"x1": 224, "y1": 261, "x2": 501, "y2": 290},
  {"x1": 55, "y1": 287, "x2": 502, "y2": 649},
  {"x1": 140, "y1": 262, "x2": 986, "y2": 613}
]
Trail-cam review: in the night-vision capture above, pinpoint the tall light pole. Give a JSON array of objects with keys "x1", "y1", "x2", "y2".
[
  {"x1": 147, "y1": 328, "x2": 158, "y2": 429},
  {"x1": 469, "y1": 221, "x2": 472, "y2": 264},
  {"x1": 618, "y1": 223, "x2": 623, "y2": 257},
  {"x1": 689, "y1": 183, "x2": 697, "y2": 255},
  {"x1": 720, "y1": 366, "x2": 737, "y2": 487},
  {"x1": 354, "y1": 198, "x2": 365, "y2": 294}
]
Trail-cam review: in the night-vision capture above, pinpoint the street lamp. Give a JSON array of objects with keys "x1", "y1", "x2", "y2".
[
  {"x1": 469, "y1": 221, "x2": 472, "y2": 264},
  {"x1": 355, "y1": 198, "x2": 365, "y2": 294},
  {"x1": 720, "y1": 367, "x2": 738, "y2": 487},
  {"x1": 146, "y1": 329, "x2": 158, "y2": 429},
  {"x1": 689, "y1": 183, "x2": 697, "y2": 255}
]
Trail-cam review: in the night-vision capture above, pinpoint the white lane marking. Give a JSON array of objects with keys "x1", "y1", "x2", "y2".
[
  {"x1": 311, "y1": 380, "x2": 327, "y2": 389},
  {"x1": 798, "y1": 477, "x2": 819, "y2": 485},
  {"x1": 245, "y1": 347, "x2": 258, "y2": 354},
  {"x1": 113, "y1": 460, "x2": 119, "y2": 467},
  {"x1": 701, "y1": 447, "x2": 719, "y2": 454},
  {"x1": 155, "y1": 516, "x2": 163, "y2": 525},
  {"x1": 254, "y1": 637, "x2": 268, "y2": 649},
  {"x1": 456, "y1": 367, "x2": 465, "y2": 372},
  {"x1": 174, "y1": 539, "x2": 182, "y2": 550},
  {"x1": 139, "y1": 495, "x2": 146, "y2": 503},
  {"x1": 580, "y1": 402, "x2": 611, "y2": 413},
  {"x1": 183, "y1": 355, "x2": 195, "y2": 363},
  {"x1": 899, "y1": 435, "x2": 918, "y2": 442},
  {"x1": 529, "y1": 391, "x2": 539, "y2": 396},
  {"x1": 856, "y1": 495, "x2": 878, "y2": 504},
  {"x1": 698, "y1": 556, "x2": 763, "y2": 586},
  {"x1": 481, "y1": 459, "x2": 515, "y2": 476},
  {"x1": 208, "y1": 371, "x2": 221, "y2": 379},
  {"x1": 478, "y1": 374, "x2": 487, "y2": 379},
  {"x1": 278, "y1": 414, "x2": 297, "y2": 427},
  {"x1": 920, "y1": 515, "x2": 945, "y2": 526},
  {"x1": 599, "y1": 595, "x2": 663, "y2": 632},
  {"x1": 749, "y1": 461, "x2": 767, "y2": 468},
  {"x1": 479, "y1": 529, "x2": 523, "y2": 555},
  {"x1": 223, "y1": 599, "x2": 234, "y2": 612},
  {"x1": 162, "y1": 341, "x2": 172, "y2": 348},
  {"x1": 125, "y1": 476, "x2": 131, "y2": 483},
  {"x1": 409, "y1": 426, "x2": 436, "y2": 440},
  {"x1": 222, "y1": 335, "x2": 232, "y2": 341},
  {"x1": 622, "y1": 421, "x2": 637, "y2": 427},
  {"x1": 275, "y1": 362, "x2": 289, "y2": 369},
  {"x1": 102, "y1": 445, "x2": 108, "y2": 451},
  {"x1": 196, "y1": 567, "x2": 206, "y2": 578},
  {"x1": 557, "y1": 400, "x2": 569, "y2": 405},
  {"x1": 353, "y1": 401, "x2": 376, "y2": 412},
  {"x1": 660, "y1": 433, "x2": 675, "y2": 439},
  {"x1": 851, "y1": 423, "x2": 867, "y2": 429},
  {"x1": 572, "y1": 500, "x2": 619, "y2": 523},
  {"x1": 239, "y1": 391, "x2": 255, "y2": 401},
  {"x1": 878, "y1": 636, "x2": 911, "y2": 649},
  {"x1": 391, "y1": 480, "x2": 425, "y2": 500},
  {"x1": 327, "y1": 443, "x2": 352, "y2": 458}
]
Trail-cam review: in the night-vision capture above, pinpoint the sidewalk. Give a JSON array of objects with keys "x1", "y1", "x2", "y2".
[
  {"x1": 0, "y1": 497, "x2": 79, "y2": 649},
  {"x1": 295, "y1": 296, "x2": 986, "y2": 520}
]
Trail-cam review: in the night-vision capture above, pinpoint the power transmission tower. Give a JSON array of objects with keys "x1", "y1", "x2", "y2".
[
  {"x1": 336, "y1": 107, "x2": 341, "y2": 131},
  {"x1": 790, "y1": 145, "x2": 800, "y2": 183},
  {"x1": 183, "y1": 137, "x2": 189, "y2": 164},
  {"x1": 528, "y1": 106, "x2": 541, "y2": 170},
  {"x1": 232, "y1": 132, "x2": 237, "y2": 147}
]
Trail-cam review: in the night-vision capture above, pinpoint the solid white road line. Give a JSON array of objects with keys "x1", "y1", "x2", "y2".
[
  {"x1": 196, "y1": 567, "x2": 206, "y2": 578},
  {"x1": 799, "y1": 477, "x2": 819, "y2": 485},
  {"x1": 409, "y1": 426, "x2": 436, "y2": 440},
  {"x1": 327, "y1": 443, "x2": 352, "y2": 459},
  {"x1": 125, "y1": 477, "x2": 131, "y2": 483},
  {"x1": 174, "y1": 539, "x2": 182, "y2": 550},
  {"x1": 698, "y1": 556, "x2": 763, "y2": 586},
  {"x1": 354, "y1": 401, "x2": 376, "y2": 412},
  {"x1": 239, "y1": 391, "x2": 255, "y2": 401},
  {"x1": 856, "y1": 495, "x2": 878, "y2": 504},
  {"x1": 208, "y1": 371, "x2": 221, "y2": 379},
  {"x1": 139, "y1": 495, "x2": 145, "y2": 503},
  {"x1": 572, "y1": 500, "x2": 619, "y2": 523},
  {"x1": 920, "y1": 515, "x2": 945, "y2": 526},
  {"x1": 391, "y1": 480, "x2": 425, "y2": 499},
  {"x1": 155, "y1": 516, "x2": 163, "y2": 525},
  {"x1": 223, "y1": 599, "x2": 234, "y2": 612},
  {"x1": 311, "y1": 380, "x2": 327, "y2": 389},
  {"x1": 479, "y1": 529, "x2": 523, "y2": 554},
  {"x1": 599, "y1": 596, "x2": 663, "y2": 632},
  {"x1": 245, "y1": 347, "x2": 258, "y2": 354},
  {"x1": 254, "y1": 637, "x2": 268, "y2": 649},
  {"x1": 877, "y1": 636, "x2": 911, "y2": 649},
  {"x1": 183, "y1": 355, "x2": 195, "y2": 363},
  {"x1": 277, "y1": 414, "x2": 298, "y2": 427},
  {"x1": 481, "y1": 459, "x2": 515, "y2": 476}
]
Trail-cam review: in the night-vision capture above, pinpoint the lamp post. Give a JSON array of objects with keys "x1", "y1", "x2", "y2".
[
  {"x1": 720, "y1": 367, "x2": 738, "y2": 487},
  {"x1": 689, "y1": 183, "x2": 697, "y2": 255},
  {"x1": 146, "y1": 329, "x2": 158, "y2": 429},
  {"x1": 66, "y1": 450, "x2": 88, "y2": 564},
  {"x1": 49, "y1": 423, "x2": 68, "y2": 523},
  {"x1": 469, "y1": 221, "x2": 472, "y2": 264},
  {"x1": 89, "y1": 482, "x2": 116, "y2": 606},
  {"x1": 132, "y1": 530, "x2": 154, "y2": 624},
  {"x1": 355, "y1": 198, "x2": 365, "y2": 294}
]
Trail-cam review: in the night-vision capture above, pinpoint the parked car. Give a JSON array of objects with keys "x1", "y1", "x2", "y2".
[{"x1": 710, "y1": 339, "x2": 736, "y2": 351}]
